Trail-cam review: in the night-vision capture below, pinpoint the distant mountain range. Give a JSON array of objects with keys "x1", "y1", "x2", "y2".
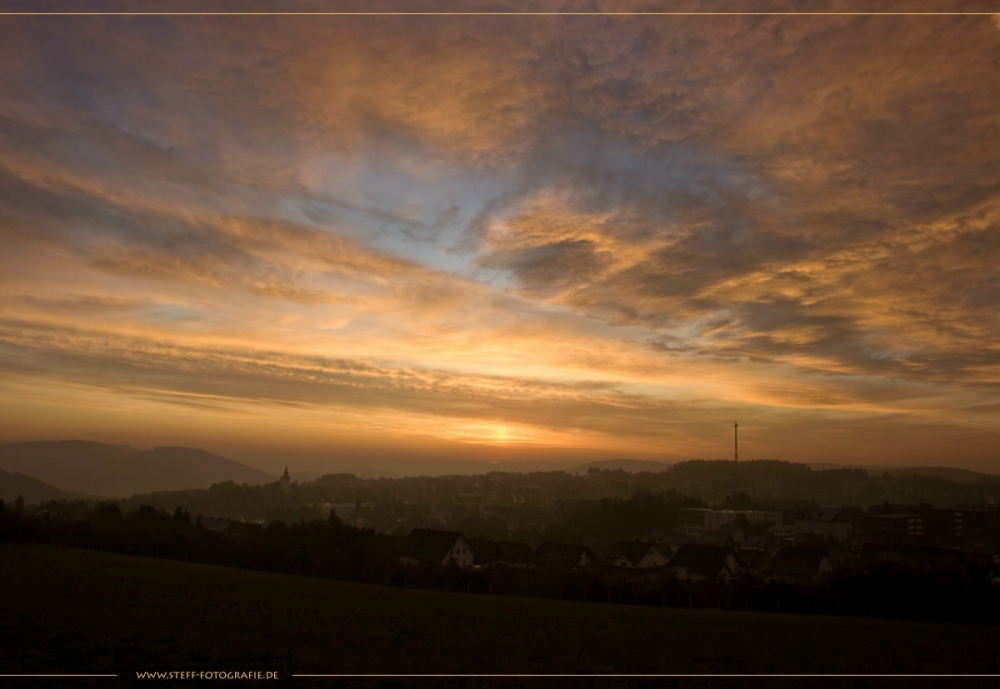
[
  {"x1": 808, "y1": 463, "x2": 999, "y2": 483},
  {"x1": 565, "y1": 459, "x2": 673, "y2": 475},
  {"x1": 0, "y1": 441, "x2": 276, "y2": 498},
  {"x1": 567, "y1": 458, "x2": 1000, "y2": 482},
  {"x1": 4, "y1": 440, "x2": 996, "y2": 502},
  {"x1": 878, "y1": 466, "x2": 999, "y2": 483}
]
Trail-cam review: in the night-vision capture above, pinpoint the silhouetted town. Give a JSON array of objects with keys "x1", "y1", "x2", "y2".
[{"x1": 4, "y1": 459, "x2": 1000, "y2": 624}]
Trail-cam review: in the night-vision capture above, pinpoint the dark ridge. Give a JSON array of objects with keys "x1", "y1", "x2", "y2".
[{"x1": 0, "y1": 441, "x2": 275, "y2": 498}]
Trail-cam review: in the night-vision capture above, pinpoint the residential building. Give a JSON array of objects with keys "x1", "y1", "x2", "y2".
[
  {"x1": 864, "y1": 505, "x2": 1000, "y2": 545},
  {"x1": 768, "y1": 546, "x2": 833, "y2": 584},
  {"x1": 679, "y1": 508, "x2": 736, "y2": 530},
  {"x1": 679, "y1": 507, "x2": 783, "y2": 532},
  {"x1": 471, "y1": 540, "x2": 535, "y2": 569},
  {"x1": 736, "y1": 510, "x2": 784, "y2": 527},
  {"x1": 863, "y1": 513, "x2": 925, "y2": 542},
  {"x1": 925, "y1": 508, "x2": 1000, "y2": 543},
  {"x1": 605, "y1": 541, "x2": 669, "y2": 568},
  {"x1": 794, "y1": 506, "x2": 857, "y2": 541},
  {"x1": 532, "y1": 542, "x2": 600, "y2": 571},
  {"x1": 860, "y1": 543, "x2": 966, "y2": 573},
  {"x1": 666, "y1": 544, "x2": 745, "y2": 583},
  {"x1": 398, "y1": 528, "x2": 475, "y2": 568}
]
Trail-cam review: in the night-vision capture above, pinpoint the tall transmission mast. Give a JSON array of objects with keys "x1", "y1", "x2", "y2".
[{"x1": 734, "y1": 421, "x2": 739, "y2": 463}]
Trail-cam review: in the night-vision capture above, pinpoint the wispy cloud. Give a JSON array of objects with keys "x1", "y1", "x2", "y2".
[{"x1": 1, "y1": 8, "x2": 999, "y2": 468}]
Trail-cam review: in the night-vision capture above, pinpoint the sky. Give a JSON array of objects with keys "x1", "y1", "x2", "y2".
[{"x1": 1, "y1": 1, "x2": 1000, "y2": 475}]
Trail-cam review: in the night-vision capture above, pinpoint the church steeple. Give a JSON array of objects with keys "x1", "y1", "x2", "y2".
[{"x1": 281, "y1": 466, "x2": 291, "y2": 493}]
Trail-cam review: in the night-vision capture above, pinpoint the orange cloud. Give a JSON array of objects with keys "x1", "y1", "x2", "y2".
[{"x1": 1, "y1": 10, "x2": 999, "y2": 470}]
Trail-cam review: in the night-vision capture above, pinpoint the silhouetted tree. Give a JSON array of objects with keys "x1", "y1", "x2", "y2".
[
  {"x1": 724, "y1": 492, "x2": 755, "y2": 509},
  {"x1": 173, "y1": 506, "x2": 190, "y2": 527}
]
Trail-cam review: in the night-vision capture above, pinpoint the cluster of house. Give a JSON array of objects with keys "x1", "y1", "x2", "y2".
[
  {"x1": 675, "y1": 504, "x2": 1000, "y2": 552},
  {"x1": 397, "y1": 503, "x2": 1000, "y2": 585},
  {"x1": 397, "y1": 527, "x2": 834, "y2": 585},
  {"x1": 193, "y1": 498, "x2": 1000, "y2": 585}
]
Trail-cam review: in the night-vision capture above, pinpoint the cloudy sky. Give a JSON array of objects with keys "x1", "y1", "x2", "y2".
[{"x1": 2, "y1": 2, "x2": 999, "y2": 473}]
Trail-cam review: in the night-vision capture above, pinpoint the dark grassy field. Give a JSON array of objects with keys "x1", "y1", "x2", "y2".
[{"x1": 2, "y1": 544, "x2": 1000, "y2": 687}]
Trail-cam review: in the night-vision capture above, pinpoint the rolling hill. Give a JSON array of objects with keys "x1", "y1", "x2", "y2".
[
  {"x1": 3, "y1": 543, "x2": 1000, "y2": 677},
  {"x1": 880, "y1": 466, "x2": 1000, "y2": 483},
  {"x1": 0, "y1": 441, "x2": 275, "y2": 498},
  {"x1": 809, "y1": 463, "x2": 999, "y2": 483},
  {"x1": 0, "y1": 469, "x2": 91, "y2": 504}
]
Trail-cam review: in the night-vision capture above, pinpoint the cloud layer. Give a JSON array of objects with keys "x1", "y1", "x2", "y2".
[{"x1": 2, "y1": 6, "x2": 999, "y2": 470}]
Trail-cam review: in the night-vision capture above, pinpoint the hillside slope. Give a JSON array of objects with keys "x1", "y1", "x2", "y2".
[
  {"x1": 0, "y1": 441, "x2": 275, "y2": 497},
  {"x1": 2, "y1": 543, "x2": 999, "y2": 678},
  {"x1": 881, "y1": 466, "x2": 1000, "y2": 483},
  {"x1": 0, "y1": 469, "x2": 89, "y2": 504}
]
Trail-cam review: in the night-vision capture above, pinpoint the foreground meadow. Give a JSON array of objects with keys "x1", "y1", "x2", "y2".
[{"x1": 2, "y1": 544, "x2": 999, "y2": 686}]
